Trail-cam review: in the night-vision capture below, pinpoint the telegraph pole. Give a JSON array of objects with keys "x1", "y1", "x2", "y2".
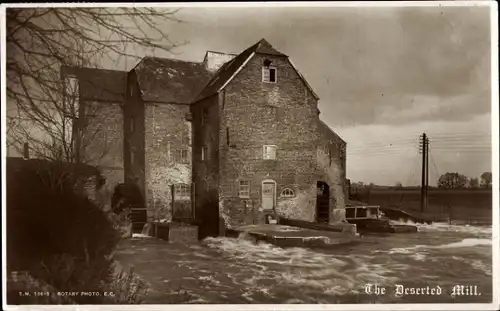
[
  {"x1": 420, "y1": 133, "x2": 429, "y2": 213},
  {"x1": 425, "y1": 136, "x2": 429, "y2": 212}
]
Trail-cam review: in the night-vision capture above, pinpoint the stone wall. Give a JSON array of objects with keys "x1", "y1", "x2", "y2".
[
  {"x1": 316, "y1": 148, "x2": 346, "y2": 223},
  {"x1": 144, "y1": 103, "x2": 192, "y2": 221},
  {"x1": 217, "y1": 53, "x2": 326, "y2": 227},
  {"x1": 81, "y1": 101, "x2": 124, "y2": 209}
]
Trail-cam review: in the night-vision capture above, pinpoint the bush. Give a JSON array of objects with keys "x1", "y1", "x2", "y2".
[
  {"x1": 105, "y1": 267, "x2": 148, "y2": 304},
  {"x1": 7, "y1": 159, "x2": 121, "y2": 304}
]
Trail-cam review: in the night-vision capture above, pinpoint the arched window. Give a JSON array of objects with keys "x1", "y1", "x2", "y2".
[{"x1": 280, "y1": 187, "x2": 295, "y2": 198}]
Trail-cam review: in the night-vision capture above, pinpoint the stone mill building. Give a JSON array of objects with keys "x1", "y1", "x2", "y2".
[{"x1": 61, "y1": 38, "x2": 348, "y2": 236}]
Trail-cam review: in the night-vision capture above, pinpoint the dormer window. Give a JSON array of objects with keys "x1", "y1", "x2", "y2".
[{"x1": 262, "y1": 59, "x2": 276, "y2": 83}]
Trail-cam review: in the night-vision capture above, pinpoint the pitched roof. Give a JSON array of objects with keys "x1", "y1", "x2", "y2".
[
  {"x1": 60, "y1": 66, "x2": 126, "y2": 103},
  {"x1": 194, "y1": 38, "x2": 287, "y2": 102},
  {"x1": 134, "y1": 57, "x2": 213, "y2": 104},
  {"x1": 194, "y1": 38, "x2": 322, "y2": 102},
  {"x1": 318, "y1": 119, "x2": 346, "y2": 145}
]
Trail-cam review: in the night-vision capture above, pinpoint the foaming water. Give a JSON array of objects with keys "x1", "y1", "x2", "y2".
[
  {"x1": 204, "y1": 236, "x2": 399, "y2": 297},
  {"x1": 120, "y1": 223, "x2": 492, "y2": 303},
  {"x1": 198, "y1": 223, "x2": 492, "y2": 303},
  {"x1": 437, "y1": 238, "x2": 491, "y2": 248}
]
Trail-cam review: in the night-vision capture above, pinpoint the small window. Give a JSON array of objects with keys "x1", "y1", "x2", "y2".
[
  {"x1": 180, "y1": 133, "x2": 189, "y2": 147},
  {"x1": 262, "y1": 65, "x2": 277, "y2": 83},
  {"x1": 174, "y1": 183, "x2": 191, "y2": 200},
  {"x1": 263, "y1": 145, "x2": 277, "y2": 160},
  {"x1": 201, "y1": 107, "x2": 209, "y2": 125},
  {"x1": 280, "y1": 187, "x2": 295, "y2": 198},
  {"x1": 129, "y1": 119, "x2": 135, "y2": 132},
  {"x1": 239, "y1": 180, "x2": 250, "y2": 198},
  {"x1": 174, "y1": 149, "x2": 189, "y2": 164},
  {"x1": 201, "y1": 146, "x2": 208, "y2": 161},
  {"x1": 346, "y1": 208, "x2": 355, "y2": 219},
  {"x1": 357, "y1": 208, "x2": 367, "y2": 218},
  {"x1": 130, "y1": 150, "x2": 134, "y2": 165}
]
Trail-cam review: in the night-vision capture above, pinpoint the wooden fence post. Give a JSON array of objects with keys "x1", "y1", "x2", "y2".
[
  {"x1": 154, "y1": 208, "x2": 158, "y2": 238},
  {"x1": 192, "y1": 182, "x2": 196, "y2": 219},
  {"x1": 171, "y1": 184, "x2": 175, "y2": 221},
  {"x1": 448, "y1": 204, "x2": 452, "y2": 225}
]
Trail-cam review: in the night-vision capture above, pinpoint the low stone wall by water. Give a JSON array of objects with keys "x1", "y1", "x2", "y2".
[{"x1": 145, "y1": 222, "x2": 198, "y2": 243}]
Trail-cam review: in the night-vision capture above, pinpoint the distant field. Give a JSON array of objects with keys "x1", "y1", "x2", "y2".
[{"x1": 351, "y1": 189, "x2": 492, "y2": 221}]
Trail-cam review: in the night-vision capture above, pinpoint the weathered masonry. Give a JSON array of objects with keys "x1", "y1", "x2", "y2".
[{"x1": 61, "y1": 38, "x2": 348, "y2": 235}]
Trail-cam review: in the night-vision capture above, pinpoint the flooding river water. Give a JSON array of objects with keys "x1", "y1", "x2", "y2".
[{"x1": 121, "y1": 222, "x2": 493, "y2": 304}]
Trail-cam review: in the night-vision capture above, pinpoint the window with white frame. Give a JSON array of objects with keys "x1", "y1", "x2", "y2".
[
  {"x1": 263, "y1": 145, "x2": 277, "y2": 160},
  {"x1": 280, "y1": 187, "x2": 295, "y2": 198},
  {"x1": 174, "y1": 183, "x2": 191, "y2": 200},
  {"x1": 174, "y1": 149, "x2": 189, "y2": 164},
  {"x1": 201, "y1": 146, "x2": 208, "y2": 161},
  {"x1": 262, "y1": 59, "x2": 277, "y2": 83},
  {"x1": 238, "y1": 180, "x2": 250, "y2": 198}
]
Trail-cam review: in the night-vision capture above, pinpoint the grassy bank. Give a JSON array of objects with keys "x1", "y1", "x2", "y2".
[{"x1": 352, "y1": 189, "x2": 492, "y2": 222}]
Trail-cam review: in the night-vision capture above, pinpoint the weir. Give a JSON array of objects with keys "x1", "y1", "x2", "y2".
[{"x1": 227, "y1": 223, "x2": 361, "y2": 249}]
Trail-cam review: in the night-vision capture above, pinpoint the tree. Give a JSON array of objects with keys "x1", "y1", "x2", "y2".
[
  {"x1": 394, "y1": 182, "x2": 403, "y2": 189},
  {"x1": 468, "y1": 177, "x2": 479, "y2": 189},
  {"x1": 6, "y1": 7, "x2": 183, "y2": 164},
  {"x1": 437, "y1": 172, "x2": 468, "y2": 189},
  {"x1": 480, "y1": 172, "x2": 492, "y2": 188}
]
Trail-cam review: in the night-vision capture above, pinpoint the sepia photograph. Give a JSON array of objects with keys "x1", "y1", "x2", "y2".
[{"x1": 1, "y1": 1, "x2": 498, "y2": 309}]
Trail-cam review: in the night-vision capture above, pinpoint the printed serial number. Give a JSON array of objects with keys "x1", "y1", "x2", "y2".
[{"x1": 18, "y1": 291, "x2": 50, "y2": 296}]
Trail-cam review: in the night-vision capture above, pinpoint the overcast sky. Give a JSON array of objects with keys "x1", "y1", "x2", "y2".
[{"x1": 108, "y1": 5, "x2": 493, "y2": 186}]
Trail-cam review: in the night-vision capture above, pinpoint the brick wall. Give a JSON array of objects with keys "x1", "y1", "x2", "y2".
[
  {"x1": 218, "y1": 53, "x2": 326, "y2": 227},
  {"x1": 144, "y1": 103, "x2": 192, "y2": 221}
]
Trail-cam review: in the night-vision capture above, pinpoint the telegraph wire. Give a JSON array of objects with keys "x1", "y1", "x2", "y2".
[{"x1": 428, "y1": 147, "x2": 441, "y2": 183}]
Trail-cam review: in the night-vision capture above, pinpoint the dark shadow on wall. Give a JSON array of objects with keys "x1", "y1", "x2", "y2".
[
  {"x1": 316, "y1": 181, "x2": 330, "y2": 224},
  {"x1": 197, "y1": 188, "x2": 220, "y2": 240}
]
